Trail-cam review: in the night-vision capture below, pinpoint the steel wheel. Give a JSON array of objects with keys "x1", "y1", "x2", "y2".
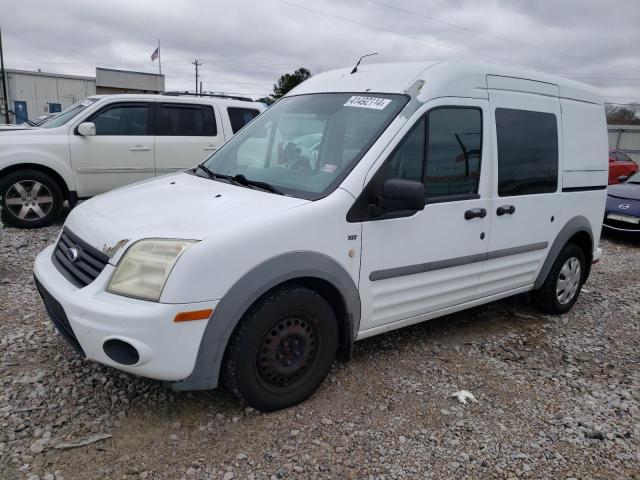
[
  {"x1": 4, "y1": 180, "x2": 54, "y2": 221},
  {"x1": 256, "y1": 315, "x2": 318, "y2": 390},
  {"x1": 556, "y1": 257, "x2": 581, "y2": 305}
]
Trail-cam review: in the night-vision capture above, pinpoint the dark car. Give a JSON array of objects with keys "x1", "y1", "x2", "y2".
[{"x1": 603, "y1": 172, "x2": 640, "y2": 234}]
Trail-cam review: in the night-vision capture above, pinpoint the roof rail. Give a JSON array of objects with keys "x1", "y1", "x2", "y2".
[{"x1": 162, "y1": 91, "x2": 254, "y2": 102}]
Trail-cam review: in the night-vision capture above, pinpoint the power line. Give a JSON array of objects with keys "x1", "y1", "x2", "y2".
[
  {"x1": 367, "y1": 0, "x2": 594, "y2": 64},
  {"x1": 277, "y1": 0, "x2": 537, "y2": 70}
]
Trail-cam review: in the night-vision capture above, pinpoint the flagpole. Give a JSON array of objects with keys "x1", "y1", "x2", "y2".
[{"x1": 158, "y1": 39, "x2": 162, "y2": 75}]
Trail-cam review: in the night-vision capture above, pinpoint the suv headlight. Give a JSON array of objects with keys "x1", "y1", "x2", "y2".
[{"x1": 107, "y1": 239, "x2": 196, "y2": 301}]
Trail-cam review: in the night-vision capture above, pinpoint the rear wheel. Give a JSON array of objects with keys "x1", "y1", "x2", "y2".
[
  {"x1": 0, "y1": 169, "x2": 63, "y2": 228},
  {"x1": 532, "y1": 243, "x2": 586, "y2": 315},
  {"x1": 222, "y1": 285, "x2": 338, "y2": 411}
]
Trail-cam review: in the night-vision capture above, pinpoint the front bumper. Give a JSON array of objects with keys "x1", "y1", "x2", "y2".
[{"x1": 34, "y1": 245, "x2": 218, "y2": 381}]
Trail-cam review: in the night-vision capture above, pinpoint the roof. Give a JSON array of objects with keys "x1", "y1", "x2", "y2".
[
  {"x1": 288, "y1": 61, "x2": 602, "y2": 104},
  {"x1": 5, "y1": 68, "x2": 95, "y2": 82},
  {"x1": 85, "y1": 93, "x2": 265, "y2": 108}
]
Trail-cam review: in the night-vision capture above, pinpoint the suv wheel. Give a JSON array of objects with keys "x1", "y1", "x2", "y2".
[
  {"x1": 223, "y1": 285, "x2": 338, "y2": 411},
  {"x1": 0, "y1": 169, "x2": 63, "y2": 228},
  {"x1": 532, "y1": 243, "x2": 586, "y2": 315}
]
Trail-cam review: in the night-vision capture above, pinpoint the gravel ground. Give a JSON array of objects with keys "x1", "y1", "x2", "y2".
[{"x1": 1, "y1": 219, "x2": 639, "y2": 480}]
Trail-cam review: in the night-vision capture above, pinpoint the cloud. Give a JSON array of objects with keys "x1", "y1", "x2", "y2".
[{"x1": 3, "y1": 0, "x2": 639, "y2": 102}]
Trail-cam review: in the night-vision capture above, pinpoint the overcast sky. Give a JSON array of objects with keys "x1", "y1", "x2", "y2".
[{"x1": 3, "y1": 0, "x2": 639, "y2": 103}]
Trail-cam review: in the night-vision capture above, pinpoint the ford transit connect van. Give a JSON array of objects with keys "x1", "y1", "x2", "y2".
[
  {"x1": 0, "y1": 93, "x2": 264, "y2": 228},
  {"x1": 33, "y1": 62, "x2": 608, "y2": 411}
]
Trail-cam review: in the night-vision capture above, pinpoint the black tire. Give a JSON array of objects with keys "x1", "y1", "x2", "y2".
[
  {"x1": 222, "y1": 285, "x2": 338, "y2": 412},
  {"x1": 0, "y1": 169, "x2": 63, "y2": 228},
  {"x1": 532, "y1": 243, "x2": 586, "y2": 315}
]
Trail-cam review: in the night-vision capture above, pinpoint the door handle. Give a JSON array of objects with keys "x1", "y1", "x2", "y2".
[
  {"x1": 464, "y1": 208, "x2": 487, "y2": 220},
  {"x1": 204, "y1": 145, "x2": 218, "y2": 151},
  {"x1": 496, "y1": 205, "x2": 516, "y2": 216},
  {"x1": 130, "y1": 145, "x2": 151, "y2": 151}
]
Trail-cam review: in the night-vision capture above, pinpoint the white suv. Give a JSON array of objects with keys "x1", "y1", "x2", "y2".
[
  {"x1": 34, "y1": 62, "x2": 608, "y2": 411},
  {"x1": 0, "y1": 94, "x2": 264, "y2": 227}
]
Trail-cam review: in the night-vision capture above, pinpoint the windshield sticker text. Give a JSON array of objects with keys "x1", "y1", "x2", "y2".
[{"x1": 344, "y1": 96, "x2": 391, "y2": 110}]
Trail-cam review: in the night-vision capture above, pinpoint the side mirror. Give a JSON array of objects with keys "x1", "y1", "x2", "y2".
[
  {"x1": 77, "y1": 122, "x2": 96, "y2": 136},
  {"x1": 617, "y1": 175, "x2": 629, "y2": 183},
  {"x1": 370, "y1": 179, "x2": 425, "y2": 217}
]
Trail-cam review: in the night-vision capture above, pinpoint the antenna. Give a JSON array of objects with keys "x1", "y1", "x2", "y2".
[{"x1": 351, "y1": 52, "x2": 378, "y2": 74}]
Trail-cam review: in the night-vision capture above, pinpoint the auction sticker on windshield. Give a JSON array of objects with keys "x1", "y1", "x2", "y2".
[{"x1": 344, "y1": 96, "x2": 391, "y2": 110}]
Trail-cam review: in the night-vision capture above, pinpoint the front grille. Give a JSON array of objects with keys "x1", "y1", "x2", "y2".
[
  {"x1": 34, "y1": 276, "x2": 85, "y2": 356},
  {"x1": 52, "y1": 228, "x2": 109, "y2": 288}
]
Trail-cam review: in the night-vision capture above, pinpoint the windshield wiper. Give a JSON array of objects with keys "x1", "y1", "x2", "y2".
[
  {"x1": 195, "y1": 166, "x2": 284, "y2": 195},
  {"x1": 232, "y1": 174, "x2": 285, "y2": 195},
  {"x1": 195, "y1": 163, "x2": 216, "y2": 179}
]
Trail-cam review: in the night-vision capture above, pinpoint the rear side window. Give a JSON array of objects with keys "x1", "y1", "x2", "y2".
[
  {"x1": 228, "y1": 107, "x2": 260, "y2": 133},
  {"x1": 157, "y1": 104, "x2": 217, "y2": 136},
  {"x1": 91, "y1": 103, "x2": 150, "y2": 135},
  {"x1": 380, "y1": 107, "x2": 482, "y2": 199},
  {"x1": 496, "y1": 108, "x2": 558, "y2": 196}
]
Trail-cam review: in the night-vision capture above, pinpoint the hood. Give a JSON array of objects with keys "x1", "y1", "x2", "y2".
[
  {"x1": 0, "y1": 125, "x2": 34, "y2": 131},
  {"x1": 64, "y1": 172, "x2": 309, "y2": 264},
  {"x1": 607, "y1": 183, "x2": 640, "y2": 201}
]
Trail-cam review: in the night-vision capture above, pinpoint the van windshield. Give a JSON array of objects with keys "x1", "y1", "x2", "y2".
[
  {"x1": 41, "y1": 98, "x2": 100, "y2": 128},
  {"x1": 202, "y1": 93, "x2": 407, "y2": 199}
]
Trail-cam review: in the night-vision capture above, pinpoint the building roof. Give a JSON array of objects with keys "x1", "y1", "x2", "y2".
[{"x1": 5, "y1": 68, "x2": 95, "y2": 82}]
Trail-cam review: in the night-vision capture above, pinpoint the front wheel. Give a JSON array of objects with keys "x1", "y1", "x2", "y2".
[
  {"x1": 222, "y1": 285, "x2": 338, "y2": 411},
  {"x1": 532, "y1": 243, "x2": 586, "y2": 315},
  {"x1": 0, "y1": 169, "x2": 63, "y2": 228}
]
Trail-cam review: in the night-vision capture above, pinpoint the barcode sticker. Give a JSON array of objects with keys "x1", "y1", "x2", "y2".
[{"x1": 344, "y1": 96, "x2": 391, "y2": 110}]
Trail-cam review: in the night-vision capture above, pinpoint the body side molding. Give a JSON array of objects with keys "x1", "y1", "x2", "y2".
[
  {"x1": 171, "y1": 251, "x2": 361, "y2": 391},
  {"x1": 370, "y1": 242, "x2": 548, "y2": 281}
]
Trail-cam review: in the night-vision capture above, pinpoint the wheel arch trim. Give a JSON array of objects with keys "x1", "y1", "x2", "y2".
[
  {"x1": 534, "y1": 215, "x2": 594, "y2": 289},
  {"x1": 171, "y1": 251, "x2": 361, "y2": 391}
]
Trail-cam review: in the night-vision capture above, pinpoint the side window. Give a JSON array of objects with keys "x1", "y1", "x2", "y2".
[
  {"x1": 157, "y1": 104, "x2": 216, "y2": 136},
  {"x1": 496, "y1": 108, "x2": 558, "y2": 196},
  {"x1": 379, "y1": 107, "x2": 482, "y2": 198},
  {"x1": 424, "y1": 108, "x2": 482, "y2": 197},
  {"x1": 91, "y1": 103, "x2": 150, "y2": 135},
  {"x1": 228, "y1": 107, "x2": 260, "y2": 134}
]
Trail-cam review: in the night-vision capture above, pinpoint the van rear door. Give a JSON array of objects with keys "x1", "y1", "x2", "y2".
[{"x1": 481, "y1": 76, "x2": 561, "y2": 296}]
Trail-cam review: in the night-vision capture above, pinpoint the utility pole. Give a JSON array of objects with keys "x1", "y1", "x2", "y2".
[
  {"x1": 0, "y1": 27, "x2": 10, "y2": 124},
  {"x1": 192, "y1": 59, "x2": 201, "y2": 96}
]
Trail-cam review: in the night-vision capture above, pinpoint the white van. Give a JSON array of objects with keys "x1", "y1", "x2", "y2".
[
  {"x1": 33, "y1": 62, "x2": 608, "y2": 411},
  {"x1": 0, "y1": 93, "x2": 264, "y2": 228}
]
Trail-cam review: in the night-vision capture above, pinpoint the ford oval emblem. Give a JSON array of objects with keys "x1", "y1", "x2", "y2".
[
  {"x1": 65, "y1": 247, "x2": 79, "y2": 262},
  {"x1": 618, "y1": 204, "x2": 630, "y2": 210}
]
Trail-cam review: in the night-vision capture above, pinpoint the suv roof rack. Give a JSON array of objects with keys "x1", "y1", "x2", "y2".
[{"x1": 162, "y1": 91, "x2": 254, "y2": 102}]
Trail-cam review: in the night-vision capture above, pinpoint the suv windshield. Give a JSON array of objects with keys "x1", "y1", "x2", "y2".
[
  {"x1": 203, "y1": 93, "x2": 407, "y2": 199},
  {"x1": 41, "y1": 98, "x2": 100, "y2": 128}
]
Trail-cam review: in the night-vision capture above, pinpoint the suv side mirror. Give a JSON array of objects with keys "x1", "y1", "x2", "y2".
[
  {"x1": 370, "y1": 179, "x2": 425, "y2": 217},
  {"x1": 77, "y1": 122, "x2": 96, "y2": 136},
  {"x1": 617, "y1": 175, "x2": 629, "y2": 183}
]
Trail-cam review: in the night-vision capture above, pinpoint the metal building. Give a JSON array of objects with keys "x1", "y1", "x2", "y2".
[
  {"x1": 608, "y1": 124, "x2": 640, "y2": 163},
  {"x1": 1, "y1": 68, "x2": 164, "y2": 123}
]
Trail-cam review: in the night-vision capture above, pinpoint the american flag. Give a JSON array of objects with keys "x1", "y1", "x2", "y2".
[{"x1": 151, "y1": 47, "x2": 159, "y2": 61}]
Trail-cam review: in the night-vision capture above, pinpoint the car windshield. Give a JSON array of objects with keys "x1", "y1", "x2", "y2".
[
  {"x1": 203, "y1": 93, "x2": 407, "y2": 199},
  {"x1": 41, "y1": 98, "x2": 100, "y2": 128},
  {"x1": 627, "y1": 172, "x2": 640, "y2": 184}
]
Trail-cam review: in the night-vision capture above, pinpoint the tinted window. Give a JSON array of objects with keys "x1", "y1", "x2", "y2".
[
  {"x1": 379, "y1": 107, "x2": 482, "y2": 198},
  {"x1": 615, "y1": 152, "x2": 628, "y2": 162},
  {"x1": 91, "y1": 104, "x2": 149, "y2": 135},
  {"x1": 425, "y1": 108, "x2": 482, "y2": 197},
  {"x1": 496, "y1": 108, "x2": 558, "y2": 196},
  {"x1": 157, "y1": 104, "x2": 216, "y2": 136},
  {"x1": 228, "y1": 107, "x2": 260, "y2": 133}
]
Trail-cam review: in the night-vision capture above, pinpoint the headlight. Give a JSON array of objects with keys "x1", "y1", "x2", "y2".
[{"x1": 107, "y1": 239, "x2": 196, "y2": 301}]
